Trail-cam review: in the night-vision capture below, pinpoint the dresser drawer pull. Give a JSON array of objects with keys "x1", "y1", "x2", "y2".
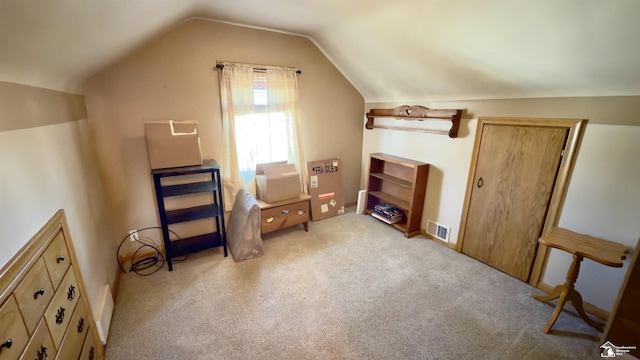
[
  {"x1": 298, "y1": 209, "x2": 305, "y2": 216},
  {"x1": 266, "y1": 216, "x2": 274, "y2": 223},
  {"x1": 55, "y1": 307, "x2": 66, "y2": 324},
  {"x1": 56, "y1": 255, "x2": 65, "y2": 263},
  {"x1": 88, "y1": 347, "x2": 95, "y2": 360},
  {"x1": 282, "y1": 209, "x2": 290, "y2": 216},
  {"x1": 36, "y1": 345, "x2": 48, "y2": 360},
  {"x1": 78, "y1": 318, "x2": 85, "y2": 333},
  {"x1": 67, "y1": 284, "x2": 76, "y2": 300},
  {"x1": 34, "y1": 288, "x2": 45, "y2": 298},
  {"x1": 0, "y1": 338, "x2": 12, "y2": 349}
]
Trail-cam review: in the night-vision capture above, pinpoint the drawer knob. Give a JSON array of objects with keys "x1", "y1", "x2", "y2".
[
  {"x1": 34, "y1": 288, "x2": 45, "y2": 298},
  {"x1": 282, "y1": 209, "x2": 290, "y2": 216},
  {"x1": 55, "y1": 307, "x2": 66, "y2": 324},
  {"x1": 56, "y1": 255, "x2": 65, "y2": 263},
  {"x1": 266, "y1": 216, "x2": 275, "y2": 223},
  {"x1": 67, "y1": 284, "x2": 76, "y2": 300},
  {"x1": 1, "y1": 339, "x2": 12, "y2": 349},
  {"x1": 78, "y1": 318, "x2": 85, "y2": 333},
  {"x1": 298, "y1": 209, "x2": 305, "y2": 216},
  {"x1": 36, "y1": 345, "x2": 48, "y2": 360}
]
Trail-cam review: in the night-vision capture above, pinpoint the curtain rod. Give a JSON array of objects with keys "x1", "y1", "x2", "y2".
[{"x1": 215, "y1": 63, "x2": 302, "y2": 75}]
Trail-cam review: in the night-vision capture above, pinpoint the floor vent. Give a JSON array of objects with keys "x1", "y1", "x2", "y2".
[{"x1": 427, "y1": 220, "x2": 450, "y2": 242}]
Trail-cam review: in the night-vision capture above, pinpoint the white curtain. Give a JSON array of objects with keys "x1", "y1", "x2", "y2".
[{"x1": 218, "y1": 62, "x2": 306, "y2": 210}]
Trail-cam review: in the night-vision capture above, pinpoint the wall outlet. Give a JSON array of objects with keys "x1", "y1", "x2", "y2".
[{"x1": 129, "y1": 230, "x2": 139, "y2": 242}]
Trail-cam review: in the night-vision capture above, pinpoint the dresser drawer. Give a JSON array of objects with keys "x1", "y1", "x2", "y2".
[
  {"x1": 42, "y1": 231, "x2": 70, "y2": 290},
  {"x1": 55, "y1": 300, "x2": 89, "y2": 360},
  {"x1": 44, "y1": 267, "x2": 79, "y2": 349},
  {"x1": 13, "y1": 259, "x2": 53, "y2": 334},
  {"x1": 261, "y1": 200, "x2": 310, "y2": 234},
  {"x1": 0, "y1": 296, "x2": 29, "y2": 360},
  {"x1": 18, "y1": 319, "x2": 56, "y2": 360},
  {"x1": 78, "y1": 328, "x2": 97, "y2": 360}
]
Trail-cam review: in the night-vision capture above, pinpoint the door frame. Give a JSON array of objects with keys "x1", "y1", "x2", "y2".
[{"x1": 456, "y1": 117, "x2": 587, "y2": 286}]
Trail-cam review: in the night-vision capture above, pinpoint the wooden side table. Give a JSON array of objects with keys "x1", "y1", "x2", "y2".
[
  {"x1": 533, "y1": 227, "x2": 629, "y2": 333},
  {"x1": 257, "y1": 194, "x2": 311, "y2": 235}
]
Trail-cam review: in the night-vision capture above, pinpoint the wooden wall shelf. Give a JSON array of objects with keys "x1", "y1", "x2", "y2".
[{"x1": 365, "y1": 105, "x2": 462, "y2": 138}]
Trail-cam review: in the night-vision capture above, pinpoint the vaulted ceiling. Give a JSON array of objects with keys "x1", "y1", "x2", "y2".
[{"x1": 1, "y1": 0, "x2": 639, "y2": 102}]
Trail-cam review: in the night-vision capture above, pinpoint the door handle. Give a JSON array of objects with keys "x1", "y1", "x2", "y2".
[{"x1": 477, "y1": 177, "x2": 484, "y2": 188}]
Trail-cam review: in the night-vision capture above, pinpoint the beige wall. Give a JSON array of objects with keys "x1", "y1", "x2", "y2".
[
  {"x1": 0, "y1": 81, "x2": 117, "y2": 323},
  {"x1": 362, "y1": 97, "x2": 640, "y2": 312},
  {"x1": 83, "y1": 19, "x2": 364, "y2": 251},
  {"x1": 0, "y1": 81, "x2": 87, "y2": 132}
]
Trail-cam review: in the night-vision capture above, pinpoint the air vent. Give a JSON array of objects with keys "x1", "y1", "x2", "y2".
[{"x1": 426, "y1": 220, "x2": 450, "y2": 242}]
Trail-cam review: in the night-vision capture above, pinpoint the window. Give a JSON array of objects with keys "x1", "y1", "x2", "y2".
[
  {"x1": 234, "y1": 71, "x2": 289, "y2": 175},
  {"x1": 218, "y1": 63, "x2": 305, "y2": 209}
]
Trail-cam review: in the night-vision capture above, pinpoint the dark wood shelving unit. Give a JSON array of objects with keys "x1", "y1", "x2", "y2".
[{"x1": 152, "y1": 159, "x2": 227, "y2": 271}]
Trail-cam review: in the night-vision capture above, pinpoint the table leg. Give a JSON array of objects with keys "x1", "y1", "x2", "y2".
[
  {"x1": 565, "y1": 287, "x2": 604, "y2": 332},
  {"x1": 542, "y1": 286, "x2": 571, "y2": 333},
  {"x1": 532, "y1": 284, "x2": 564, "y2": 302},
  {"x1": 533, "y1": 254, "x2": 602, "y2": 333}
]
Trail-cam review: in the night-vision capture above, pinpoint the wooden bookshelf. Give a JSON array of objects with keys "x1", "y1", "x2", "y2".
[{"x1": 365, "y1": 153, "x2": 429, "y2": 238}]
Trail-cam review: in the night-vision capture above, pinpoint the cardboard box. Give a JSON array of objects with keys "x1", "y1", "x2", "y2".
[
  {"x1": 307, "y1": 158, "x2": 344, "y2": 221},
  {"x1": 144, "y1": 120, "x2": 203, "y2": 169},
  {"x1": 255, "y1": 162, "x2": 301, "y2": 203}
]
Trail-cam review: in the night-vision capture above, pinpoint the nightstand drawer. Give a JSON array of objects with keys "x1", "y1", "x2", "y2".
[
  {"x1": 13, "y1": 259, "x2": 53, "y2": 334},
  {"x1": 261, "y1": 199, "x2": 309, "y2": 234},
  {"x1": 44, "y1": 267, "x2": 79, "y2": 349},
  {"x1": 0, "y1": 296, "x2": 29, "y2": 360},
  {"x1": 42, "y1": 231, "x2": 70, "y2": 290}
]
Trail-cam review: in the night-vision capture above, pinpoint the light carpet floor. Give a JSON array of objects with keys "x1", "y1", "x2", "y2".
[{"x1": 105, "y1": 209, "x2": 603, "y2": 359}]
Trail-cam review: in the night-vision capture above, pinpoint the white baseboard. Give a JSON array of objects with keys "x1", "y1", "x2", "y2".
[{"x1": 95, "y1": 284, "x2": 115, "y2": 345}]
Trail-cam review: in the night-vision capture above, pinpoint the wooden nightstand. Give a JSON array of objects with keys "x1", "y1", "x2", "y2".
[{"x1": 257, "y1": 194, "x2": 311, "y2": 235}]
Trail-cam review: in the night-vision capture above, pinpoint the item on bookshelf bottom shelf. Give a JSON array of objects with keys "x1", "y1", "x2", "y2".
[
  {"x1": 371, "y1": 212, "x2": 403, "y2": 224},
  {"x1": 373, "y1": 210, "x2": 403, "y2": 222},
  {"x1": 373, "y1": 203, "x2": 404, "y2": 221}
]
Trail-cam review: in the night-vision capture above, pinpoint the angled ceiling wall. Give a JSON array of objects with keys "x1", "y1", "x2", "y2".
[{"x1": 1, "y1": 0, "x2": 640, "y2": 101}]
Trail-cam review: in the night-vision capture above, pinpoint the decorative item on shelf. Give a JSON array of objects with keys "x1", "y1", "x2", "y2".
[{"x1": 365, "y1": 105, "x2": 463, "y2": 138}]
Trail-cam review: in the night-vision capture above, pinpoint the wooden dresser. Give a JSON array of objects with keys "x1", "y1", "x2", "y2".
[{"x1": 0, "y1": 210, "x2": 103, "y2": 360}]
